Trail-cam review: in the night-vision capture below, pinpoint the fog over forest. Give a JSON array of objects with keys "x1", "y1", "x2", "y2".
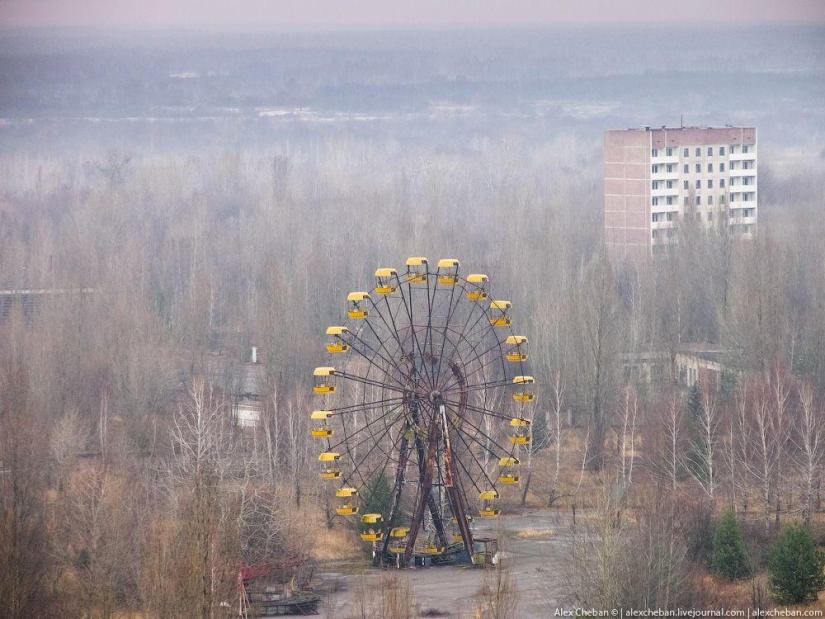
[{"x1": 1, "y1": 22, "x2": 825, "y2": 619}]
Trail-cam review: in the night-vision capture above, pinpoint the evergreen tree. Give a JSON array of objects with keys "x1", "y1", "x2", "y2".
[
  {"x1": 710, "y1": 510, "x2": 751, "y2": 580},
  {"x1": 769, "y1": 522, "x2": 825, "y2": 604}
]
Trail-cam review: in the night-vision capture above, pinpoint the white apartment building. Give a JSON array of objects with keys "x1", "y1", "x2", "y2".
[{"x1": 605, "y1": 126, "x2": 757, "y2": 261}]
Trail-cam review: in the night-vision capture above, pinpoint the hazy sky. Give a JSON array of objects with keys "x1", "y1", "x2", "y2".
[{"x1": 2, "y1": 0, "x2": 825, "y2": 30}]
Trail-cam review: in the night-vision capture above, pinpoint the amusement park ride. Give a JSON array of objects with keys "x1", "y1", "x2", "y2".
[{"x1": 312, "y1": 257, "x2": 535, "y2": 567}]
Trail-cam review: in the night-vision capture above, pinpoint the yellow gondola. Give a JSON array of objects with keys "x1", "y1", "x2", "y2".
[
  {"x1": 512, "y1": 375, "x2": 535, "y2": 403},
  {"x1": 360, "y1": 530, "x2": 384, "y2": 542},
  {"x1": 423, "y1": 543, "x2": 444, "y2": 555},
  {"x1": 361, "y1": 513, "x2": 383, "y2": 524},
  {"x1": 360, "y1": 513, "x2": 384, "y2": 542},
  {"x1": 310, "y1": 410, "x2": 334, "y2": 438},
  {"x1": 388, "y1": 527, "x2": 410, "y2": 553},
  {"x1": 347, "y1": 292, "x2": 370, "y2": 319},
  {"x1": 466, "y1": 274, "x2": 489, "y2": 301},
  {"x1": 326, "y1": 326, "x2": 350, "y2": 354},
  {"x1": 319, "y1": 452, "x2": 342, "y2": 480},
  {"x1": 437, "y1": 259, "x2": 460, "y2": 286},
  {"x1": 450, "y1": 515, "x2": 473, "y2": 543},
  {"x1": 405, "y1": 257, "x2": 429, "y2": 283},
  {"x1": 489, "y1": 300, "x2": 513, "y2": 327},
  {"x1": 335, "y1": 487, "x2": 359, "y2": 516},
  {"x1": 313, "y1": 367, "x2": 337, "y2": 394},
  {"x1": 479, "y1": 490, "x2": 501, "y2": 518},
  {"x1": 505, "y1": 335, "x2": 528, "y2": 362},
  {"x1": 509, "y1": 418, "x2": 532, "y2": 445},
  {"x1": 375, "y1": 268, "x2": 399, "y2": 295},
  {"x1": 498, "y1": 457, "x2": 521, "y2": 484}
]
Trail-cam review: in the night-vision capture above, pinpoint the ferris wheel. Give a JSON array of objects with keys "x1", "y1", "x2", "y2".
[{"x1": 310, "y1": 257, "x2": 535, "y2": 565}]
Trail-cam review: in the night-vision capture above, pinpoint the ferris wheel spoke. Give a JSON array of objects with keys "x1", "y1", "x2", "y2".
[
  {"x1": 342, "y1": 415, "x2": 406, "y2": 502},
  {"x1": 437, "y1": 325, "x2": 509, "y2": 393},
  {"x1": 344, "y1": 332, "x2": 407, "y2": 390},
  {"x1": 431, "y1": 280, "x2": 460, "y2": 390},
  {"x1": 447, "y1": 415, "x2": 499, "y2": 493},
  {"x1": 441, "y1": 397, "x2": 514, "y2": 423},
  {"x1": 440, "y1": 279, "x2": 494, "y2": 366},
  {"x1": 336, "y1": 371, "x2": 410, "y2": 395},
  {"x1": 347, "y1": 325, "x2": 410, "y2": 386},
  {"x1": 328, "y1": 396, "x2": 405, "y2": 415},
  {"x1": 329, "y1": 399, "x2": 407, "y2": 453},
  {"x1": 396, "y1": 279, "x2": 434, "y2": 387},
  {"x1": 444, "y1": 401, "x2": 513, "y2": 462},
  {"x1": 441, "y1": 377, "x2": 513, "y2": 396},
  {"x1": 365, "y1": 295, "x2": 414, "y2": 373}
]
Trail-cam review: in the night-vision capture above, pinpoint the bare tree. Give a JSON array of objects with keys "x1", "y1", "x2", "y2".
[
  {"x1": 686, "y1": 389, "x2": 720, "y2": 498},
  {"x1": 795, "y1": 383, "x2": 824, "y2": 525}
]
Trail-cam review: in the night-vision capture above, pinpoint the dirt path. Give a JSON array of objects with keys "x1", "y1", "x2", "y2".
[{"x1": 313, "y1": 509, "x2": 575, "y2": 618}]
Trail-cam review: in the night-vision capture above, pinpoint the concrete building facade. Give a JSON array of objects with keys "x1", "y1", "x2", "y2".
[{"x1": 604, "y1": 126, "x2": 757, "y2": 261}]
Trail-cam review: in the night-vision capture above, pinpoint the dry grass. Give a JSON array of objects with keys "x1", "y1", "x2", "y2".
[{"x1": 514, "y1": 528, "x2": 555, "y2": 540}]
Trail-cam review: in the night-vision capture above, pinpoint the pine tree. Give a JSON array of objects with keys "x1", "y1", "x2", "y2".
[
  {"x1": 710, "y1": 510, "x2": 751, "y2": 580},
  {"x1": 769, "y1": 522, "x2": 825, "y2": 604}
]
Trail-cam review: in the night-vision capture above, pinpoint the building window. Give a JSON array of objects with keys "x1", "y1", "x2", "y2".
[
  {"x1": 695, "y1": 163, "x2": 701, "y2": 173},
  {"x1": 708, "y1": 147, "x2": 713, "y2": 156},
  {"x1": 696, "y1": 180, "x2": 701, "y2": 189},
  {"x1": 652, "y1": 148, "x2": 659, "y2": 157},
  {"x1": 667, "y1": 229, "x2": 674, "y2": 238},
  {"x1": 667, "y1": 212, "x2": 674, "y2": 222},
  {"x1": 730, "y1": 144, "x2": 738, "y2": 154},
  {"x1": 743, "y1": 145, "x2": 749, "y2": 154},
  {"x1": 683, "y1": 180, "x2": 689, "y2": 190},
  {"x1": 720, "y1": 162, "x2": 725, "y2": 172},
  {"x1": 743, "y1": 208, "x2": 752, "y2": 217},
  {"x1": 652, "y1": 230, "x2": 658, "y2": 239},
  {"x1": 653, "y1": 197, "x2": 659, "y2": 206},
  {"x1": 666, "y1": 180, "x2": 674, "y2": 189},
  {"x1": 695, "y1": 147, "x2": 701, "y2": 157},
  {"x1": 708, "y1": 179, "x2": 714, "y2": 189},
  {"x1": 666, "y1": 164, "x2": 674, "y2": 172},
  {"x1": 696, "y1": 196, "x2": 701, "y2": 205},
  {"x1": 683, "y1": 148, "x2": 689, "y2": 157},
  {"x1": 684, "y1": 196, "x2": 689, "y2": 206},
  {"x1": 720, "y1": 146, "x2": 726, "y2": 156},
  {"x1": 720, "y1": 195, "x2": 726, "y2": 204},
  {"x1": 708, "y1": 212, "x2": 714, "y2": 221},
  {"x1": 652, "y1": 181, "x2": 659, "y2": 190},
  {"x1": 708, "y1": 163, "x2": 713, "y2": 173},
  {"x1": 666, "y1": 196, "x2": 675, "y2": 205},
  {"x1": 708, "y1": 195, "x2": 714, "y2": 205},
  {"x1": 652, "y1": 165, "x2": 659, "y2": 173},
  {"x1": 652, "y1": 213, "x2": 660, "y2": 223},
  {"x1": 683, "y1": 164, "x2": 689, "y2": 174},
  {"x1": 666, "y1": 147, "x2": 673, "y2": 156},
  {"x1": 730, "y1": 194, "x2": 736, "y2": 202},
  {"x1": 720, "y1": 178, "x2": 726, "y2": 188}
]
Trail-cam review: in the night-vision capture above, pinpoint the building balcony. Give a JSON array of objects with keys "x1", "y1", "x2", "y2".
[
  {"x1": 651, "y1": 187, "x2": 679, "y2": 197},
  {"x1": 729, "y1": 151, "x2": 757, "y2": 161},
  {"x1": 654, "y1": 155, "x2": 680, "y2": 164},
  {"x1": 729, "y1": 168, "x2": 756, "y2": 177}
]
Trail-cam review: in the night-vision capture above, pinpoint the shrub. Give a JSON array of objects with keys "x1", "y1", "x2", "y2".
[
  {"x1": 769, "y1": 522, "x2": 825, "y2": 604},
  {"x1": 710, "y1": 510, "x2": 751, "y2": 580}
]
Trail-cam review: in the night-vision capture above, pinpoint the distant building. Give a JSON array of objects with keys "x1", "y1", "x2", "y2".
[
  {"x1": 604, "y1": 126, "x2": 757, "y2": 261},
  {"x1": 621, "y1": 344, "x2": 729, "y2": 393},
  {"x1": 234, "y1": 347, "x2": 264, "y2": 429}
]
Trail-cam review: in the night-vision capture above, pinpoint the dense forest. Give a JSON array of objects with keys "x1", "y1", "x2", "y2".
[{"x1": 1, "y1": 137, "x2": 825, "y2": 615}]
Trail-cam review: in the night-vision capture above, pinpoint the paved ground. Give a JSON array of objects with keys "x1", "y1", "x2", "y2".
[{"x1": 313, "y1": 509, "x2": 575, "y2": 618}]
